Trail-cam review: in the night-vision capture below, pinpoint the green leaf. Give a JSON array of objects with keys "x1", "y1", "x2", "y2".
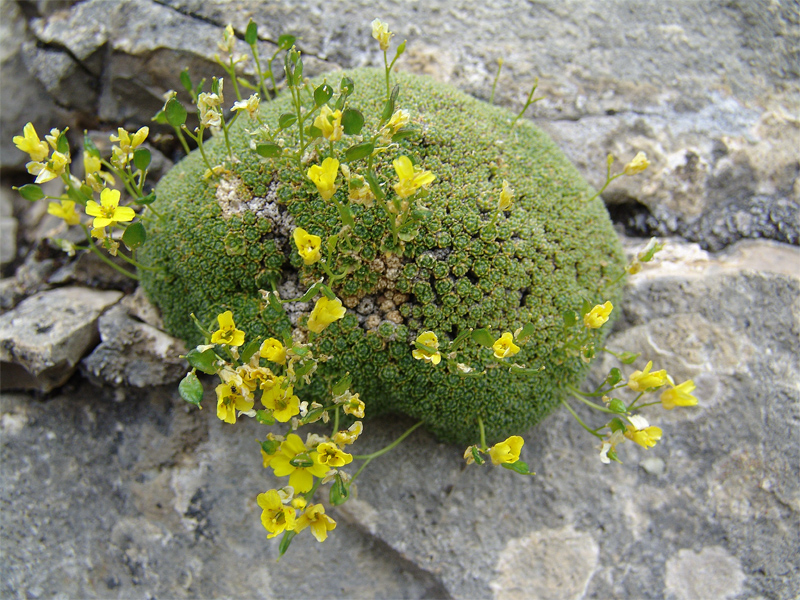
[
  {"x1": 278, "y1": 530, "x2": 296, "y2": 558},
  {"x1": 240, "y1": 337, "x2": 262, "y2": 363},
  {"x1": 295, "y1": 360, "x2": 316, "y2": 378},
  {"x1": 364, "y1": 170, "x2": 385, "y2": 200},
  {"x1": 332, "y1": 373, "x2": 352, "y2": 396},
  {"x1": 122, "y1": 222, "x2": 146, "y2": 250},
  {"x1": 15, "y1": 184, "x2": 44, "y2": 202},
  {"x1": 260, "y1": 437, "x2": 281, "y2": 454},
  {"x1": 194, "y1": 78, "x2": 206, "y2": 99},
  {"x1": 211, "y1": 77, "x2": 220, "y2": 95},
  {"x1": 339, "y1": 76, "x2": 355, "y2": 96},
  {"x1": 344, "y1": 141, "x2": 374, "y2": 162},
  {"x1": 306, "y1": 124, "x2": 322, "y2": 139},
  {"x1": 335, "y1": 76, "x2": 355, "y2": 110},
  {"x1": 256, "y1": 142, "x2": 282, "y2": 158},
  {"x1": 178, "y1": 372, "x2": 204, "y2": 407},
  {"x1": 618, "y1": 351, "x2": 640, "y2": 365},
  {"x1": 391, "y1": 128, "x2": 417, "y2": 142},
  {"x1": 314, "y1": 83, "x2": 334, "y2": 106},
  {"x1": 295, "y1": 282, "x2": 322, "y2": 303},
  {"x1": 395, "y1": 39, "x2": 407, "y2": 57},
  {"x1": 609, "y1": 417, "x2": 626, "y2": 433},
  {"x1": 501, "y1": 460, "x2": 534, "y2": 475},
  {"x1": 83, "y1": 133, "x2": 100, "y2": 158},
  {"x1": 184, "y1": 347, "x2": 218, "y2": 374},
  {"x1": 326, "y1": 233, "x2": 339, "y2": 256},
  {"x1": 133, "y1": 148, "x2": 151, "y2": 172},
  {"x1": 180, "y1": 68, "x2": 193, "y2": 95},
  {"x1": 245, "y1": 20, "x2": 258, "y2": 45},
  {"x1": 277, "y1": 34, "x2": 296, "y2": 50},
  {"x1": 381, "y1": 85, "x2": 400, "y2": 122},
  {"x1": 267, "y1": 291, "x2": 283, "y2": 312},
  {"x1": 319, "y1": 284, "x2": 335, "y2": 300},
  {"x1": 256, "y1": 410, "x2": 275, "y2": 425},
  {"x1": 562, "y1": 310, "x2": 578, "y2": 328},
  {"x1": 516, "y1": 322, "x2": 537, "y2": 344},
  {"x1": 471, "y1": 328, "x2": 495, "y2": 347},
  {"x1": 152, "y1": 109, "x2": 166, "y2": 124},
  {"x1": 278, "y1": 113, "x2": 297, "y2": 129},
  {"x1": 329, "y1": 474, "x2": 350, "y2": 506},
  {"x1": 80, "y1": 184, "x2": 94, "y2": 199},
  {"x1": 608, "y1": 398, "x2": 627, "y2": 414},
  {"x1": 136, "y1": 191, "x2": 157, "y2": 205},
  {"x1": 56, "y1": 132, "x2": 70, "y2": 155},
  {"x1": 471, "y1": 446, "x2": 485, "y2": 465},
  {"x1": 165, "y1": 98, "x2": 188, "y2": 127},
  {"x1": 341, "y1": 108, "x2": 364, "y2": 135},
  {"x1": 580, "y1": 299, "x2": 593, "y2": 317},
  {"x1": 605, "y1": 367, "x2": 622, "y2": 386}
]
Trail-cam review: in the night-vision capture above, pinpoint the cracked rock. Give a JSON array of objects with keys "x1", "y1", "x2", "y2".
[
  {"x1": 82, "y1": 302, "x2": 187, "y2": 388},
  {"x1": 0, "y1": 286, "x2": 122, "y2": 391}
]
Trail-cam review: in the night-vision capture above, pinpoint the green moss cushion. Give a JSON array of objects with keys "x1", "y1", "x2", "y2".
[{"x1": 140, "y1": 67, "x2": 625, "y2": 445}]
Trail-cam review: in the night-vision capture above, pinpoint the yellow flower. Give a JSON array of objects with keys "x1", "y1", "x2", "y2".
[
  {"x1": 624, "y1": 415, "x2": 662, "y2": 448},
  {"x1": 14, "y1": 122, "x2": 50, "y2": 162},
  {"x1": 348, "y1": 176, "x2": 375, "y2": 206},
  {"x1": 313, "y1": 105, "x2": 343, "y2": 142},
  {"x1": 27, "y1": 150, "x2": 70, "y2": 184},
  {"x1": 489, "y1": 435, "x2": 524, "y2": 465},
  {"x1": 256, "y1": 489, "x2": 296, "y2": 539},
  {"x1": 371, "y1": 18, "x2": 393, "y2": 51},
  {"x1": 259, "y1": 337, "x2": 287, "y2": 364},
  {"x1": 386, "y1": 109, "x2": 410, "y2": 132},
  {"x1": 492, "y1": 332, "x2": 520, "y2": 360},
  {"x1": 333, "y1": 421, "x2": 363, "y2": 446},
  {"x1": 341, "y1": 393, "x2": 365, "y2": 418},
  {"x1": 232, "y1": 94, "x2": 260, "y2": 119},
  {"x1": 584, "y1": 301, "x2": 613, "y2": 329},
  {"x1": 85, "y1": 188, "x2": 136, "y2": 229},
  {"x1": 110, "y1": 126, "x2": 149, "y2": 156},
  {"x1": 660, "y1": 377, "x2": 699, "y2": 410},
  {"x1": 623, "y1": 151, "x2": 650, "y2": 176},
  {"x1": 316, "y1": 442, "x2": 353, "y2": 468},
  {"x1": 262, "y1": 382, "x2": 300, "y2": 423},
  {"x1": 295, "y1": 503, "x2": 337, "y2": 542},
  {"x1": 291, "y1": 496, "x2": 307, "y2": 511},
  {"x1": 412, "y1": 331, "x2": 441, "y2": 365},
  {"x1": 307, "y1": 157, "x2": 339, "y2": 201},
  {"x1": 210, "y1": 310, "x2": 246, "y2": 347},
  {"x1": 215, "y1": 382, "x2": 254, "y2": 424},
  {"x1": 498, "y1": 180, "x2": 514, "y2": 211},
  {"x1": 47, "y1": 200, "x2": 80, "y2": 226},
  {"x1": 270, "y1": 433, "x2": 329, "y2": 493},
  {"x1": 307, "y1": 296, "x2": 346, "y2": 334},
  {"x1": 197, "y1": 91, "x2": 223, "y2": 129},
  {"x1": 292, "y1": 227, "x2": 322, "y2": 265},
  {"x1": 627, "y1": 361, "x2": 668, "y2": 392},
  {"x1": 392, "y1": 155, "x2": 435, "y2": 199}
]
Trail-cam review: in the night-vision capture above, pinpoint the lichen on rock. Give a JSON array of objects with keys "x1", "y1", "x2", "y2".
[{"x1": 140, "y1": 67, "x2": 626, "y2": 444}]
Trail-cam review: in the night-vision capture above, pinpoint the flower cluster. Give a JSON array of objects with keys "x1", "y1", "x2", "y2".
[{"x1": 12, "y1": 123, "x2": 154, "y2": 269}]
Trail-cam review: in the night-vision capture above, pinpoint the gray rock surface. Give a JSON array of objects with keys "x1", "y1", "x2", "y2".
[
  {"x1": 0, "y1": 286, "x2": 122, "y2": 391},
  {"x1": 82, "y1": 302, "x2": 187, "y2": 388},
  {"x1": 6, "y1": 0, "x2": 799, "y2": 248},
  {"x1": 1, "y1": 1, "x2": 798, "y2": 599},
  {"x1": 1, "y1": 241, "x2": 798, "y2": 599}
]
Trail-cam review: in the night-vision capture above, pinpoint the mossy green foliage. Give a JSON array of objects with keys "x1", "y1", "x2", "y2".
[{"x1": 140, "y1": 68, "x2": 625, "y2": 445}]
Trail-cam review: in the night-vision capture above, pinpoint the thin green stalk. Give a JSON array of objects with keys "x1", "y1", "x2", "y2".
[
  {"x1": 81, "y1": 227, "x2": 140, "y2": 280},
  {"x1": 383, "y1": 49, "x2": 391, "y2": 99},
  {"x1": 477, "y1": 416, "x2": 487, "y2": 451},
  {"x1": 560, "y1": 398, "x2": 604, "y2": 439},
  {"x1": 332, "y1": 405, "x2": 340, "y2": 438},
  {"x1": 489, "y1": 59, "x2": 504, "y2": 105},
  {"x1": 351, "y1": 421, "x2": 423, "y2": 482},
  {"x1": 115, "y1": 250, "x2": 160, "y2": 272}
]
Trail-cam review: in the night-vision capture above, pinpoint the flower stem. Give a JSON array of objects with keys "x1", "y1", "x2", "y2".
[
  {"x1": 561, "y1": 398, "x2": 604, "y2": 438},
  {"x1": 478, "y1": 416, "x2": 487, "y2": 452},
  {"x1": 351, "y1": 421, "x2": 423, "y2": 482}
]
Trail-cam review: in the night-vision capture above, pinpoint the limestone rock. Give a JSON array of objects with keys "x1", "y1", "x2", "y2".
[
  {"x1": 0, "y1": 286, "x2": 122, "y2": 391},
  {"x1": 82, "y1": 303, "x2": 187, "y2": 388}
]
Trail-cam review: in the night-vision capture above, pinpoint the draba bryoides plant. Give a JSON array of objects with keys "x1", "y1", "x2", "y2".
[{"x1": 13, "y1": 18, "x2": 698, "y2": 556}]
